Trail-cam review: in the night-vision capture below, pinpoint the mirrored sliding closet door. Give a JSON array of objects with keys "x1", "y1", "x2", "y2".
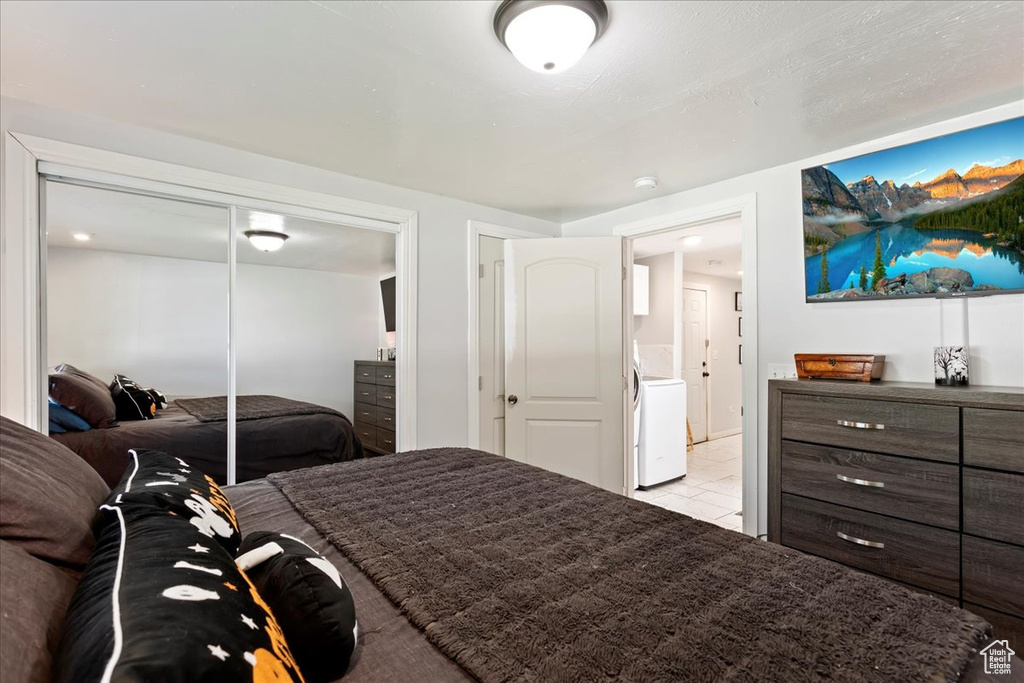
[{"x1": 43, "y1": 178, "x2": 232, "y2": 486}]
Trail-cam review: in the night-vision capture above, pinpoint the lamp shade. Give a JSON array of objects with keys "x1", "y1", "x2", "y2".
[
  {"x1": 495, "y1": 0, "x2": 608, "y2": 74},
  {"x1": 245, "y1": 230, "x2": 289, "y2": 252}
]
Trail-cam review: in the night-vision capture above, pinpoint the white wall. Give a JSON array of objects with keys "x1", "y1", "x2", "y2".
[
  {"x1": 565, "y1": 100, "x2": 1024, "y2": 535},
  {"x1": 46, "y1": 247, "x2": 379, "y2": 416},
  {"x1": 2, "y1": 96, "x2": 561, "y2": 445},
  {"x1": 684, "y1": 274, "x2": 743, "y2": 438},
  {"x1": 634, "y1": 253, "x2": 674, "y2": 347}
]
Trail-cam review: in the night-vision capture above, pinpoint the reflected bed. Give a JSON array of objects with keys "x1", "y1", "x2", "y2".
[{"x1": 52, "y1": 398, "x2": 363, "y2": 486}]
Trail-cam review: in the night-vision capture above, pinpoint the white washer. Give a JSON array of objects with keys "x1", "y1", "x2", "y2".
[{"x1": 637, "y1": 378, "x2": 687, "y2": 488}]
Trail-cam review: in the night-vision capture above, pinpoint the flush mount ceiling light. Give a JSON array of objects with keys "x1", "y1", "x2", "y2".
[
  {"x1": 494, "y1": 0, "x2": 608, "y2": 74},
  {"x1": 679, "y1": 235, "x2": 703, "y2": 248},
  {"x1": 245, "y1": 230, "x2": 289, "y2": 252},
  {"x1": 72, "y1": 232, "x2": 93, "y2": 242}
]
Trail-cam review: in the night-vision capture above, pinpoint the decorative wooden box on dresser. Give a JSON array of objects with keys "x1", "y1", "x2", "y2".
[
  {"x1": 353, "y1": 360, "x2": 396, "y2": 455},
  {"x1": 768, "y1": 379, "x2": 1024, "y2": 650}
]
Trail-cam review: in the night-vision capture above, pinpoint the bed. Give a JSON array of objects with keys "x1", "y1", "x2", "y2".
[
  {"x1": 53, "y1": 395, "x2": 363, "y2": 487},
  {"x1": 226, "y1": 448, "x2": 997, "y2": 683}
]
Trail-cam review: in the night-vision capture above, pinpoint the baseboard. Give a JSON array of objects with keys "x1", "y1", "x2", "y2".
[{"x1": 708, "y1": 428, "x2": 742, "y2": 441}]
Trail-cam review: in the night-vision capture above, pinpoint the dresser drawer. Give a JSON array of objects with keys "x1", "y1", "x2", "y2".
[
  {"x1": 375, "y1": 384, "x2": 396, "y2": 409},
  {"x1": 780, "y1": 441, "x2": 959, "y2": 529},
  {"x1": 354, "y1": 423, "x2": 378, "y2": 449},
  {"x1": 375, "y1": 365, "x2": 396, "y2": 386},
  {"x1": 354, "y1": 363, "x2": 377, "y2": 384},
  {"x1": 355, "y1": 382, "x2": 376, "y2": 404},
  {"x1": 964, "y1": 408, "x2": 1024, "y2": 473},
  {"x1": 963, "y1": 535, "x2": 1024, "y2": 617},
  {"x1": 377, "y1": 406, "x2": 396, "y2": 432},
  {"x1": 964, "y1": 468, "x2": 1024, "y2": 545},
  {"x1": 354, "y1": 402, "x2": 378, "y2": 427},
  {"x1": 376, "y1": 429, "x2": 396, "y2": 454},
  {"x1": 780, "y1": 494, "x2": 960, "y2": 596},
  {"x1": 781, "y1": 394, "x2": 959, "y2": 462}
]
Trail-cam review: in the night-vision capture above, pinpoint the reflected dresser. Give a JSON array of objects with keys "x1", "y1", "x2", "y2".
[{"x1": 353, "y1": 360, "x2": 397, "y2": 455}]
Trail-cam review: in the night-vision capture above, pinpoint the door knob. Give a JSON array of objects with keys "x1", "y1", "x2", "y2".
[
  {"x1": 507, "y1": 394, "x2": 518, "y2": 405},
  {"x1": 702, "y1": 372, "x2": 710, "y2": 377}
]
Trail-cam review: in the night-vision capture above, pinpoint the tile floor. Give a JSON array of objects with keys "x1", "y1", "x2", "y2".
[{"x1": 634, "y1": 433, "x2": 743, "y2": 532}]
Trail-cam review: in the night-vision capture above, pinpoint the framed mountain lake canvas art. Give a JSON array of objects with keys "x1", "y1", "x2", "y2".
[{"x1": 802, "y1": 116, "x2": 1024, "y2": 302}]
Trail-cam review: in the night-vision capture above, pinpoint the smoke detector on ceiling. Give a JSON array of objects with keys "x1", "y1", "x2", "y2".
[{"x1": 634, "y1": 176, "x2": 659, "y2": 191}]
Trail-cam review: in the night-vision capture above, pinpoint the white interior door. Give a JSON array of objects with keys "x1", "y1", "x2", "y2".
[
  {"x1": 478, "y1": 235, "x2": 506, "y2": 455},
  {"x1": 681, "y1": 287, "x2": 708, "y2": 443},
  {"x1": 504, "y1": 236, "x2": 624, "y2": 493}
]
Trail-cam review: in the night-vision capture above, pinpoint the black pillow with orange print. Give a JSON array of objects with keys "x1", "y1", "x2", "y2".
[
  {"x1": 53, "y1": 505, "x2": 304, "y2": 683},
  {"x1": 102, "y1": 449, "x2": 241, "y2": 555}
]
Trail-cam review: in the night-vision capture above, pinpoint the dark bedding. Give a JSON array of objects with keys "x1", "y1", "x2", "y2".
[
  {"x1": 52, "y1": 400, "x2": 362, "y2": 487},
  {"x1": 262, "y1": 449, "x2": 992, "y2": 683}
]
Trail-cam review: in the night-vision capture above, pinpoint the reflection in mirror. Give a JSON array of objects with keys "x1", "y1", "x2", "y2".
[
  {"x1": 44, "y1": 180, "x2": 232, "y2": 485},
  {"x1": 234, "y1": 209, "x2": 397, "y2": 474}
]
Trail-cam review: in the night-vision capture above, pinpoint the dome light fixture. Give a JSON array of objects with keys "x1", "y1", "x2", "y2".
[
  {"x1": 245, "y1": 230, "x2": 289, "y2": 252},
  {"x1": 494, "y1": 0, "x2": 608, "y2": 74}
]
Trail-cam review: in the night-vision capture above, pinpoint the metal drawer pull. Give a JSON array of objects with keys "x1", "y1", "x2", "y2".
[
  {"x1": 836, "y1": 419, "x2": 884, "y2": 430},
  {"x1": 836, "y1": 473, "x2": 885, "y2": 488},
  {"x1": 836, "y1": 531, "x2": 884, "y2": 549}
]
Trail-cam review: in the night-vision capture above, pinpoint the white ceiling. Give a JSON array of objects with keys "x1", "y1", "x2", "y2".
[
  {"x1": 633, "y1": 216, "x2": 742, "y2": 277},
  {"x1": 45, "y1": 181, "x2": 396, "y2": 276},
  {"x1": 3, "y1": 1, "x2": 1022, "y2": 222}
]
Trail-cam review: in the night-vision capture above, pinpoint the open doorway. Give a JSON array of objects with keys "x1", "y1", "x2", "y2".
[{"x1": 628, "y1": 216, "x2": 745, "y2": 533}]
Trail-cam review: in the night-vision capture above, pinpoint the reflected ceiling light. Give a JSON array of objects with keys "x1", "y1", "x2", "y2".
[
  {"x1": 72, "y1": 232, "x2": 92, "y2": 242},
  {"x1": 494, "y1": 0, "x2": 608, "y2": 74},
  {"x1": 737, "y1": 270, "x2": 744, "y2": 276},
  {"x1": 679, "y1": 235, "x2": 703, "y2": 248},
  {"x1": 245, "y1": 230, "x2": 289, "y2": 252}
]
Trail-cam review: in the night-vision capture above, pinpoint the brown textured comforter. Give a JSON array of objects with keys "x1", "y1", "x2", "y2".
[{"x1": 266, "y1": 448, "x2": 991, "y2": 683}]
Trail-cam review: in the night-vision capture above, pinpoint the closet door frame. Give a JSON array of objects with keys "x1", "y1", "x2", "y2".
[{"x1": 2, "y1": 132, "x2": 419, "y2": 475}]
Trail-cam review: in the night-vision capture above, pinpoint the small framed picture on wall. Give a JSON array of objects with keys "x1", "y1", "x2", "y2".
[{"x1": 735, "y1": 292, "x2": 742, "y2": 311}]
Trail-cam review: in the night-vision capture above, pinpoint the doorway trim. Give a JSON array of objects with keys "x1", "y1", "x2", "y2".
[
  {"x1": 466, "y1": 220, "x2": 550, "y2": 450},
  {"x1": 1, "y1": 132, "x2": 419, "y2": 453},
  {"x1": 614, "y1": 193, "x2": 759, "y2": 537}
]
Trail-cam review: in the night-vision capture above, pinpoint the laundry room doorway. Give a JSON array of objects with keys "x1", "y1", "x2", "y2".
[{"x1": 617, "y1": 194, "x2": 758, "y2": 537}]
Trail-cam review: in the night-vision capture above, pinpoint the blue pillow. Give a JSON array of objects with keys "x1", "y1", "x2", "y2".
[{"x1": 49, "y1": 399, "x2": 91, "y2": 432}]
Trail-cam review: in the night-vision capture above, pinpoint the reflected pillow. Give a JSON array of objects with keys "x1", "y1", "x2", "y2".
[
  {"x1": 48, "y1": 399, "x2": 91, "y2": 433},
  {"x1": 48, "y1": 364, "x2": 117, "y2": 429},
  {"x1": 110, "y1": 374, "x2": 157, "y2": 421}
]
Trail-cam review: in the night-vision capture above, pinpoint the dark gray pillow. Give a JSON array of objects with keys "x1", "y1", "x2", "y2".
[
  {"x1": 0, "y1": 416, "x2": 110, "y2": 568},
  {"x1": 0, "y1": 540, "x2": 78, "y2": 683},
  {"x1": 48, "y1": 364, "x2": 118, "y2": 429}
]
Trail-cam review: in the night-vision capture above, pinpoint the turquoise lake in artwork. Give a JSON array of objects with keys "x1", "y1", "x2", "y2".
[{"x1": 804, "y1": 223, "x2": 1024, "y2": 297}]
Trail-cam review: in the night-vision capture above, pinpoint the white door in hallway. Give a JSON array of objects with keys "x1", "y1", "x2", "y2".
[
  {"x1": 504, "y1": 236, "x2": 625, "y2": 493},
  {"x1": 681, "y1": 287, "x2": 708, "y2": 443},
  {"x1": 477, "y1": 235, "x2": 506, "y2": 455}
]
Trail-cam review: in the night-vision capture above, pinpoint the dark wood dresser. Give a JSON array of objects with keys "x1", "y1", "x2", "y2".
[
  {"x1": 353, "y1": 360, "x2": 396, "y2": 455},
  {"x1": 769, "y1": 379, "x2": 1024, "y2": 649}
]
